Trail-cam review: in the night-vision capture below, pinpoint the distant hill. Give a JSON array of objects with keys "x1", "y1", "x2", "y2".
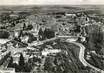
[
  {"x1": 0, "y1": 5, "x2": 84, "y2": 14},
  {"x1": 0, "y1": 5, "x2": 103, "y2": 15}
]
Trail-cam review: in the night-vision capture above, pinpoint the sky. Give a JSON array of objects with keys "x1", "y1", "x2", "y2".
[{"x1": 0, "y1": 0, "x2": 104, "y2": 5}]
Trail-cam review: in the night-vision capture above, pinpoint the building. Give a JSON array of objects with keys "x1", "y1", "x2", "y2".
[
  {"x1": 0, "y1": 68, "x2": 15, "y2": 73},
  {"x1": 12, "y1": 52, "x2": 21, "y2": 64},
  {"x1": 42, "y1": 49, "x2": 61, "y2": 56}
]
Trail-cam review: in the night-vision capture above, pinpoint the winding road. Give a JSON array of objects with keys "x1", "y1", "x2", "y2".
[{"x1": 70, "y1": 42, "x2": 104, "y2": 73}]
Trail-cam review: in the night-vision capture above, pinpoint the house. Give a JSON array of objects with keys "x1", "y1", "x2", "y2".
[
  {"x1": 9, "y1": 14, "x2": 18, "y2": 17},
  {"x1": 21, "y1": 35, "x2": 29, "y2": 43},
  {"x1": 65, "y1": 13, "x2": 76, "y2": 18},
  {"x1": 42, "y1": 49, "x2": 61, "y2": 56},
  {"x1": 14, "y1": 30, "x2": 20, "y2": 38}
]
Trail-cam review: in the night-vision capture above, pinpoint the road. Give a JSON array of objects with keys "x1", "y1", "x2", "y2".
[{"x1": 70, "y1": 42, "x2": 104, "y2": 73}]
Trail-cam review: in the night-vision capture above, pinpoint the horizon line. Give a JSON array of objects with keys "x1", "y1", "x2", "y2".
[{"x1": 0, "y1": 4, "x2": 104, "y2": 6}]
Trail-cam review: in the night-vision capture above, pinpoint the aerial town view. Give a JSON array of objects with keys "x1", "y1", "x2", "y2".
[{"x1": 0, "y1": 4, "x2": 104, "y2": 73}]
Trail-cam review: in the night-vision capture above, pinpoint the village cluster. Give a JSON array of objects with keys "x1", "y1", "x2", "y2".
[{"x1": 0, "y1": 9, "x2": 103, "y2": 73}]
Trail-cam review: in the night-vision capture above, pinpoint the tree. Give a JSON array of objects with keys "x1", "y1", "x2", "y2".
[
  {"x1": 27, "y1": 33, "x2": 37, "y2": 43},
  {"x1": 19, "y1": 53, "x2": 25, "y2": 67},
  {"x1": 87, "y1": 25, "x2": 103, "y2": 52},
  {"x1": 74, "y1": 25, "x2": 81, "y2": 33},
  {"x1": 44, "y1": 28, "x2": 55, "y2": 39},
  {"x1": 23, "y1": 23, "x2": 26, "y2": 30},
  {"x1": 24, "y1": 62, "x2": 32, "y2": 72},
  {"x1": 44, "y1": 57, "x2": 53, "y2": 71},
  {"x1": 27, "y1": 25, "x2": 33, "y2": 30},
  {"x1": 0, "y1": 31, "x2": 10, "y2": 39},
  {"x1": 8, "y1": 56, "x2": 13, "y2": 67},
  {"x1": 38, "y1": 28, "x2": 45, "y2": 40}
]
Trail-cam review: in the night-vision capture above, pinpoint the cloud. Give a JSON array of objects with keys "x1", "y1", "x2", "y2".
[
  {"x1": 80, "y1": 0, "x2": 104, "y2": 4},
  {"x1": 0, "y1": 0, "x2": 103, "y2": 5},
  {"x1": 0, "y1": 0, "x2": 35, "y2": 5}
]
